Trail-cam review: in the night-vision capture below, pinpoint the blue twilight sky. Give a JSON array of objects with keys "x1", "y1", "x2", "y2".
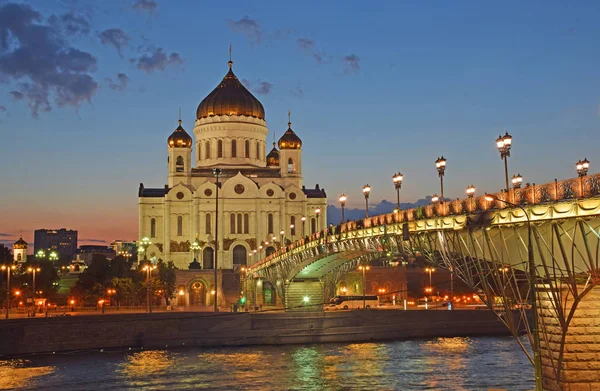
[{"x1": 1, "y1": 0, "x2": 599, "y2": 247}]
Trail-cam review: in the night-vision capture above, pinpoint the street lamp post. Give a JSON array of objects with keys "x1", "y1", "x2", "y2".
[
  {"x1": 280, "y1": 230, "x2": 285, "y2": 248},
  {"x1": 425, "y1": 267, "x2": 435, "y2": 288},
  {"x1": 496, "y1": 132, "x2": 513, "y2": 191},
  {"x1": 485, "y1": 193, "x2": 541, "y2": 391},
  {"x1": 191, "y1": 237, "x2": 200, "y2": 267},
  {"x1": 466, "y1": 185, "x2": 476, "y2": 211},
  {"x1": 315, "y1": 208, "x2": 321, "y2": 233},
  {"x1": 1, "y1": 265, "x2": 15, "y2": 319},
  {"x1": 392, "y1": 173, "x2": 403, "y2": 213},
  {"x1": 338, "y1": 194, "x2": 347, "y2": 223},
  {"x1": 27, "y1": 267, "x2": 41, "y2": 317},
  {"x1": 142, "y1": 265, "x2": 156, "y2": 313},
  {"x1": 301, "y1": 216, "x2": 306, "y2": 238},
  {"x1": 358, "y1": 265, "x2": 370, "y2": 309},
  {"x1": 49, "y1": 251, "x2": 58, "y2": 262},
  {"x1": 290, "y1": 224, "x2": 295, "y2": 243},
  {"x1": 362, "y1": 185, "x2": 371, "y2": 218},
  {"x1": 213, "y1": 167, "x2": 222, "y2": 313},
  {"x1": 435, "y1": 157, "x2": 447, "y2": 202},
  {"x1": 576, "y1": 158, "x2": 590, "y2": 197},
  {"x1": 431, "y1": 194, "x2": 439, "y2": 203},
  {"x1": 512, "y1": 174, "x2": 523, "y2": 189}
]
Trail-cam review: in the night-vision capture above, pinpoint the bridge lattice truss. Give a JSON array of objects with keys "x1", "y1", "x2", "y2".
[{"x1": 248, "y1": 174, "x2": 600, "y2": 376}]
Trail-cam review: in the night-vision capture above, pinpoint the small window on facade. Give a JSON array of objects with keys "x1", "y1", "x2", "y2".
[
  {"x1": 244, "y1": 213, "x2": 249, "y2": 234},
  {"x1": 268, "y1": 213, "x2": 274, "y2": 234},
  {"x1": 232, "y1": 139, "x2": 237, "y2": 158},
  {"x1": 151, "y1": 218, "x2": 156, "y2": 238},
  {"x1": 205, "y1": 213, "x2": 211, "y2": 235},
  {"x1": 245, "y1": 140, "x2": 250, "y2": 157},
  {"x1": 288, "y1": 158, "x2": 294, "y2": 173},
  {"x1": 230, "y1": 214, "x2": 236, "y2": 234},
  {"x1": 205, "y1": 141, "x2": 211, "y2": 159},
  {"x1": 237, "y1": 213, "x2": 243, "y2": 234},
  {"x1": 177, "y1": 216, "x2": 183, "y2": 236},
  {"x1": 311, "y1": 218, "x2": 316, "y2": 234},
  {"x1": 256, "y1": 142, "x2": 259, "y2": 160},
  {"x1": 291, "y1": 216, "x2": 296, "y2": 236},
  {"x1": 218, "y1": 140, "x2": 223, "y2": 158},
  {"x1": 176, "y1": 156, "x2": 184, "y2": 165}
]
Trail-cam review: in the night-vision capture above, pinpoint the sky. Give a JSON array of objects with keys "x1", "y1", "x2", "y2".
[{"x1": 1, "y1": 0, "x2": 599, "y2": 249}]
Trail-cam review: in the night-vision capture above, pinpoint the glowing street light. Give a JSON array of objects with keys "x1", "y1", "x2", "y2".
[
  {"x1": 27, "y1": 266, "x2": 41, "y2": 317},
  {"x1": 280, "y1": 230, "x2": 285, "y2": 248},
  {"x1": 496, "y1": 131, "x2": 513, "y2": 191},
  {"x1": 339, "y1": 194, "x2": 347, "y2": 223},
  {"x1": 315, "y1": 208, "x2": 321, "y2": 233},
  {"x1": 512, "y1": 174, "x2": 523, "y2": 189},
  {"x1": 435, "y1": 156, "x2": 447, "y2": 202},
  {"x1": 392, "y1": 173, "x2": 404, "y2": 213},
  {"x1": 362, "y1": 185, "x2": 371, "y2": 218},
  {"x1": 190, "y1": 236, "x2": 201, "y2": 266},
  {"x1": 1, "y1": 265, "x2": 16, "y2": 319},
  {"x1": 576, "y1": 158, "x2": 590, "y2": 177},
  {"x1": 48, "y1": 251, "x2": 58, "y2": 262},
  {"x1": 301, "y1": 216, "x2": 306, "y2": 237},
  {"x1": 290, "y1": 224, "x2": 295, "y2": 243},
  {"x1": 466, "y1": 185, "x2": 476, "y2": 198},
  {"x1": 138, "y1": 237, "x2": 152, "y2": 261},
  {"x1": 142, "y1": 264, "x2": 157, "y2": 313},
  {"x1": 358, "y1": 265, "x2": 371, "y2": 309},
  {"x1": 431, "y1": 194, "x2": 439, "y2": 203},
  {"x1": 36, "y1": 249, "x2": 46, "y2": 259}
]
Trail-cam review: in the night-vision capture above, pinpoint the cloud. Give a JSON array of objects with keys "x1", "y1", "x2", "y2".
[
  {"x1": 130, "y1": 47, "x2": 183, "y2": 72},
  {"x1": 228, "y1": 16, "x2": 262, "y2": 43},
  {"x1": 0, "y1": 3, "x2": 98, "y2": 118},
  {"x1": 0, "y1": 105, "x2": 6, "y2": 112},
  {"x1": 80, "y1": 238, "x2": 107, "y2": 243},
  {"x1": 106, "y1": 72, "x2": 128, "y2": 91},
  {"x1": 0, "y1": 233, "x2": 12, "y2": 237},
  {"x1": 48, "y1": 11, "x2": 91, "y2": 36},
  {"x1": 132, "y1": 0, "x2": 157, "y2": 14},
  {"x1": 254, "y1": 81, "x2": 273, "y2": 95},
  {"x1": 98, "y1": 28, "x2": 130, "y2": 57},
  {"x1": 241, "y1": 78, "x2": 251, "y2": 88},
  {"x1": 297, "y1": 38, "x2": 313, "y2": 50},
  {"x1": 343, "y1": 54, "x2": 361, "y2": 73},
  {"x1": 289, "y1": 86, "x2": 303, "y2": 98}
]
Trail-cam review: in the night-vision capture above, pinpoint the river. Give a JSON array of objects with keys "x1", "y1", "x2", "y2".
[{"x1": 0, "y1": 336, "x2": 534, "y2": 390}]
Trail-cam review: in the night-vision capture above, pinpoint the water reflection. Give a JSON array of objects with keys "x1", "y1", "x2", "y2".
[
  {"x1": 0, "y1": 359, "x2": 54, "y2": 390},
  {"x1": 118, "y1": 350, "x2": 176, "y2": 388}
]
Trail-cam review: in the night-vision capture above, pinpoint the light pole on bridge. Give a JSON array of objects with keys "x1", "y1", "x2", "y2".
[
  {"x1": 338, "y1": 194, "x2": 347, "y2": 224},
  {"x1": 576, "y1": 158, "x2": 590, "y2": 197},
  {"x1": 435, "y1": 157, "x2": 446, "y2": 202},
  {"x1": 485, "y1": 193, "x2": 542, "y2": 391},
  {"x1": 496, "y1": 131, "x2": 513, "y2": 191},
  {"x1": 315, "y1": 208, "x2": 321, "y2": 233},
  {"x1": 392, "y1": 173, "x2": 403, "y2": 217},
  {"x1": 512, "y1": 174, "x2": 523, "y2": 189},
  {"x1": 358, "y1": 265, "x2": 370, "y2": 309},
  {"x1": 362, "y1": 185, "x2": 371, "y2": 218},
  {"x1": 301, "y1": 216, "x2": 306, "y2": 238},
  {"x1": 212, "y1": 167, "x2": 222, "y2": 313}
]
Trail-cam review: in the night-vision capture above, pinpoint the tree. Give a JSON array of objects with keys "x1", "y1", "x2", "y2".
[
  {"x1": 156, "y1": 259, "x2": 177, "y2": 305},
  {"x1": 0, "y1": 245, "x2": 11, "y2": 263}
]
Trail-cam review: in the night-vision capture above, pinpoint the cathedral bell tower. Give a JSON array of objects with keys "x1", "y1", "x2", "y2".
[
  {"x1": 278, "y1": 112, "x2": 303, "y2": 188},
  {"x1": 13, "y1": 236, "x2": 27, "y2": 263},
  {"x1": 167, "y1": 118, "x2": 193, "y2": 187}
]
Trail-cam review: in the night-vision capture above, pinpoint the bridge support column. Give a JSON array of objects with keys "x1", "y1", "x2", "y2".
[
  {"x1": 285, "y1": 280, "x2": 324, "y2": 312},
  {"x1": 538, "y1": 284, "x2": 600, "y2": 391}
]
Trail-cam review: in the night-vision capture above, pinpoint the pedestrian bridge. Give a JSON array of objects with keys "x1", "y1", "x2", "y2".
[{"x1": 246, "y1": 173, "x2": 600, "y2": 390}]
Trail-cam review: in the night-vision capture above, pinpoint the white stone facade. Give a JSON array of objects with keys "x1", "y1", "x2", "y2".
[{"x1": 138, "y1": 66, "x2": 327, "y2": 270}]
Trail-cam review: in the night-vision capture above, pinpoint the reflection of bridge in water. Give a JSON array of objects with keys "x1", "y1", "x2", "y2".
[{"x1": 247, "y1": 173, "x2": 600, "y2": 391}]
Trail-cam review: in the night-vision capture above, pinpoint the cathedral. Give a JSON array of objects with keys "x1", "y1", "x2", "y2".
[{"x1": 138, "y1": 58, "x2": 328, "y2": 272}]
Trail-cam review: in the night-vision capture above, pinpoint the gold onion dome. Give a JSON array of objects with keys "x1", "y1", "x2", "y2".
[
  {"x1": 168, "y1": 120, "x2": 193, "y2": 148},
  {"x1": 196, "y1": 61, "x2": 265, "y2": 120},
  {"x1": 13, "y1": 236, "x2": 27, "y2": 249},
  {"x1": 278, "y1": 121, "x2": 302, "y2": 149},
  {"x1": 266, "y1": 142, "x2": 280, "y2": 166}
]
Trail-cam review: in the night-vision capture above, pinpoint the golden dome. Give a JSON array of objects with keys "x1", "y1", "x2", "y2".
[
  {"x1": 168, "y1": 120, "x2": 193, "y2": 148},
  {"x1": 266, "y1": 142, "x2": 280, "y2": 166},
  {"x1": 13, "y1": 236, "x2": 27, "y2": 249},
  {"x1": 196, "y1": 62, "x2": 265, "y2": 120},
  {"x1": 278, "y1": 122, "x2": 302, "y2": 150}
]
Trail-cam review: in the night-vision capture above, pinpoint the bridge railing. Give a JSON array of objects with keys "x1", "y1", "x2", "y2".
[{"x1": 248, "y1": 172, "x2": 600, "y2": 272}]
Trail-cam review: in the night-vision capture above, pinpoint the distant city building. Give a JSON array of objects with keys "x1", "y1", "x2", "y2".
[
  {"x1": 76, "y1": 245, "x2": 116, "y2": 265},
  {"x1": 110, "y1": 240, "x2": 137, "y2": 258},
  {"x1": 34, "y1": 229, "x2": 78, "y2": 260},
  {"x1": 12, "y1": 236, "x2": 27, "y2": 263}
]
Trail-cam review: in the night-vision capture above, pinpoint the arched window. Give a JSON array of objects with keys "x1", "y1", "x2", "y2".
[
  {"x1": 176, "y1": 156, "x2": 184, "y2": 165},
  {"x1": 232, "y1": 245, "x2": 247, "y2": 266},
  {"x1": 311, "y1": 218, "x2": 316, "y2": 234},
  {"x1": 203, "y1": 247, "x2": 214, "y2": 269},
  {"x1": 218, "y1": 140, "x2": 223, "y2": 158},
  {"x1": 17, "y1": 253, "x2": 21, "y2": 262},
  {"x1": 230, "y1": 214, "x2": 236, "y2": 234},
  {"x1": 177, "y1": 215, "x2": 183, "y2": 236},
  {"x1": 237, "y1": 213, "x2": 243, "y2": 234},
  {"x1": 288, "y1": 158, "x2": 294, "y2": 173},
  {"x1": 244, "y1": 213, "x2": 249, "y2": 234},
  {"x1": 150, "y1": 218, "x2": 156, "y2": 238},
  {"x1": 267, "y1": 213, "x2": 274, "y2": 234},
  {"x1": 231, "y1": 139, "x2": 237, "y2": 157},
  {"x1": 291, "y1": 216, "x2": 296, "y2": 236},
  {"x1": 265, "y1": 246, "x2": 276, "y2": 257},
  {"x1": 205, "y1": 141, "x2": 211, "y2": 159},
  {"x1": 245, "y1": 140, "x2": 250, "y2": 157},
  {"x1": 205, "y1": 213, "x2": 211, "y2": 235},
  {"x1": 256, "y1": 141, "x2": 260, "y2": 160}
]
